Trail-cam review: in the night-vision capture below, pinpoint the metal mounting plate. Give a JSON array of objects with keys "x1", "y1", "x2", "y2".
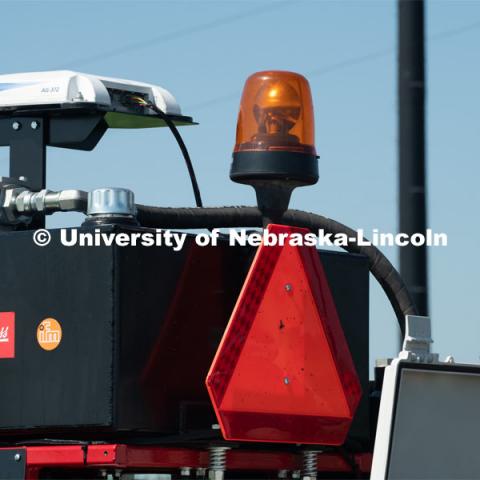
[{"x1": 0, "y1": 449, "x2": 25, "y2": 480}]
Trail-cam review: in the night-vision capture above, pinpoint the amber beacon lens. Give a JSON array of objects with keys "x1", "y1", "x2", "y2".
[{"x1": 231, "y1": 71, "x2": 318, "y2": 186}]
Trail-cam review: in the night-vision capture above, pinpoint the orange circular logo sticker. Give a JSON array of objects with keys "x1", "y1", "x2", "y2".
[{"x1": 37, "y1": 318, "x2": 62, "y2": 351}]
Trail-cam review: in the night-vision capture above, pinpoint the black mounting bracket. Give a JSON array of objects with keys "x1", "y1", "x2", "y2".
[
  {"x1": 0, "y1": 117, "x2": 46, "y2": 192},
  {"x1": 0, "y1": 113, "x2": 108, "y2": 191},
  {"x1": 0, "y1": 112, "x2": 108, "y2": 228}
]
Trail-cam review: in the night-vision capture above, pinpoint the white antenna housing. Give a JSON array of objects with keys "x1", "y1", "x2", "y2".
[{"x1": 0, "y1": 71, "x2": 192, "y2": 128}]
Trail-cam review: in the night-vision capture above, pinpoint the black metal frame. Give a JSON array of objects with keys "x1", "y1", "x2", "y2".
[
  {"x1": 0, "y1": 113, "x2": 107, "y2": 192},
  {"x1": 0, "y1": 112, "x2": 108, "y2": 228}
]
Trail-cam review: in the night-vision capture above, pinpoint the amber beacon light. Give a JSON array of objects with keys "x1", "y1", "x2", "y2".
[{"x1": 230, "y1": 71, "x2": 319, "y2": 223}]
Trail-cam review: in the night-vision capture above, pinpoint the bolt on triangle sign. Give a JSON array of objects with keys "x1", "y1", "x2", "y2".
[{"x1": 206, "y1": 224, "x2": 362, "y2": 445}]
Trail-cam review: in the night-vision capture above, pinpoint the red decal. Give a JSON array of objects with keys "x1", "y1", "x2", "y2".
[{"x1": 0, "y1": 312, "x2": 15, "y2": 359}]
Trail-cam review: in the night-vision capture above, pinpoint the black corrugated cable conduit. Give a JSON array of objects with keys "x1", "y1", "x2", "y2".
[{"x1": 136, "y1": 205, "x2": 417, "y2": 333}]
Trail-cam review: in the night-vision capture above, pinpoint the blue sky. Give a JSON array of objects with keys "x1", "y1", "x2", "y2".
[{"x1": 1, "y1": 0, "x2": 479, "y2": 372}]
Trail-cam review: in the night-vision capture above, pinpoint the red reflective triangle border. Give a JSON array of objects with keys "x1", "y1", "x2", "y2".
[{"x1": 206, "y1": 224, "x2": 362, "y2": 445}]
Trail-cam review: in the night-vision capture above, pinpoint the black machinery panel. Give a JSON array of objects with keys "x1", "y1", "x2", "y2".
[{"x1": 0, "y1": 225, "x2": 369, "y2": 445}]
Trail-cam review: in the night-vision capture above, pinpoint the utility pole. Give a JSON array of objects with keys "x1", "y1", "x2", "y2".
[{"x1": 398, "y1": 0, "x2": 428, "y2": 317}]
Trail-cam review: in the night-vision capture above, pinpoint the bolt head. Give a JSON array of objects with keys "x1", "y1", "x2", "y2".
[
  {"x1": 14, "y1": 453, "x2": 21, "y2": 462},
  {"x1": 285, "y1": 283, "x2": 293, "y2": 292},
  {"x1": 31, "y1": 121, "x2": 40, "y2": 130},
  {"x1": 2, "y1": 188, "x2": 13, "y2": 209},
  {"x1": 284, "y1": 377, "x2": 290, "y2": 385},
  {"x1": 12, "y1": 121, "x2": 21, "y2": 131},
  {"x1": 209, "y1": 471, "x2": 224, "y2": 480},
  {"x1": 33, "y1": 189, "x2": 48, "y2": 212}
]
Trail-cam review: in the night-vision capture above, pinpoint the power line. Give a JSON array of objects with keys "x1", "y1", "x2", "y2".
[
  {"x1": 186, "y1": 18, "x2": 480, "y2": 112},
  {"x1": 429, "y1": 19, "x2": 480, "y2": 41},
  {"x1": 186, "y1": 49, "x2": 393, "y2": 111},
  {"x1": 307, "y1": 48, "x2": 393, "y2": 77},
  {"x1": 185, "y1": 92, "x2": 240, "y2": 112},
  {"x1": 63, "y1": 1, "x2": 295, "y2": 69}
]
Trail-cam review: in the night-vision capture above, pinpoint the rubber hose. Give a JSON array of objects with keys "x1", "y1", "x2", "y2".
[{"x1": 136, "y1": 204, "x2": 417, "y2": 333}]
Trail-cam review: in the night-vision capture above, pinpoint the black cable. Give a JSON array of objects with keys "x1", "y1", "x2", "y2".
[
  {"x1": 145, "y1": 103, "x2": 203, "y2": 207},
  {"x1": 135, "y1": 204, "x2": 417, "y2": 333}
]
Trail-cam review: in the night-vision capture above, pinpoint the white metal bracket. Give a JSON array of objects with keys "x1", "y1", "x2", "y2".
[{"x1": 398, "y1": 315, "x2": 439, "y2": 363}]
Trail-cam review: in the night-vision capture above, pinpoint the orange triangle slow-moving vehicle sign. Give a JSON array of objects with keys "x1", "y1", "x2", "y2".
[{"x1": 206, "y1": 224, "x2": 362, "y2": 445}]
